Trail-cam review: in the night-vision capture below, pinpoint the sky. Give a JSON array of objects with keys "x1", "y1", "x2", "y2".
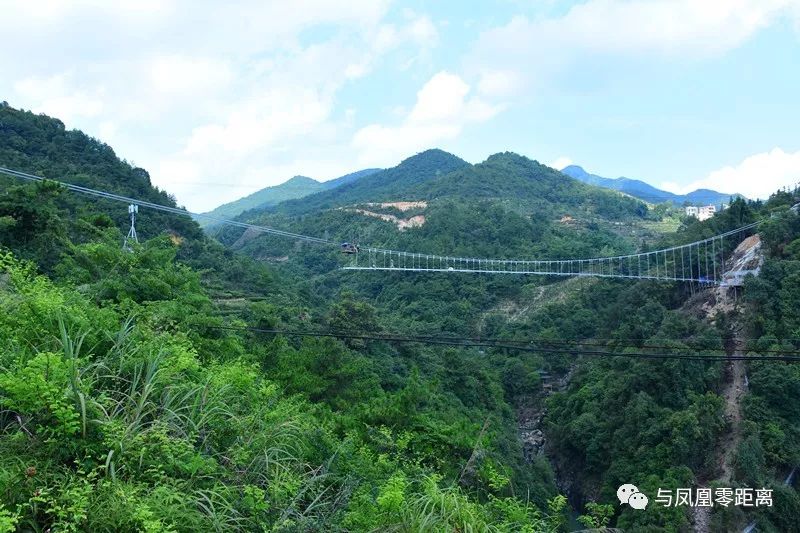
[{"x1": 2, "y1": 0, "x2": 799, "y2": 212}]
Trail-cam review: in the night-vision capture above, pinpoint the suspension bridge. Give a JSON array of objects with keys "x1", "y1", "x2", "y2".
[
  {"x1": 0, "y1": 166, "x2": 763, "y2": 286},
  {"x1": 344, "y1": 222, "x2": 760, "y2": 286}
]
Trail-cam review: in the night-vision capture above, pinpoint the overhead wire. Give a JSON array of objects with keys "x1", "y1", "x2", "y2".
[
  {"x1": 202, "y1": 325, "x2": 800, "y2": 363},
  {"x1": 0, "y1": 166, "x2": 763, "y2": 277},
  {"x1": 480, "y1": 336, "x2": 800, "y2": 355},
  {"x1": 0, "y1": 166, "x2": 335, "y2": 245},
  {"x1": 2, "y1": 166, "x2": 791, "y2": 361}
]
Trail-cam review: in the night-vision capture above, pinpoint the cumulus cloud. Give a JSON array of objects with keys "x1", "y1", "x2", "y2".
[
  {"x1": 184, "y1": 89, "x2": 331, "y2": 156},
  {"x1": 662, "y1": 148, "x2": 800, "y2": 199},
  {"x1": 343, "y1": 10, "x2": 439, "y2": 81},
  {"x1": 477, "y1": 70, "x2": 522, "y2": 98},
  {"x1": 149, "y1": 55, "x2": 232, "y2": 94},
  {"x1": 468, "y1": 0, "x2": 799, "y2": 96},
  {"x1": 352, "y1": 71, "x2": 502, "y2": 166},
  {"x1": 0, "y1": 0, "x2": 450, "y2": 211},
  {"x1": 13, "y1": 74, "x2": 105, "y2": 123},
  {"x1": 4, "y1": 1, "x2": 796, "y2": 213}
]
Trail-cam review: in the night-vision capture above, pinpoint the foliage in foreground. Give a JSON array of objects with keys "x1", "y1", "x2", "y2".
[{"x1": 0, "y1": 250, "x2": 566, "y2": 531}]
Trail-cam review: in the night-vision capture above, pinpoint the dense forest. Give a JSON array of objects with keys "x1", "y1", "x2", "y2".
[{"x1": 1, "y1": 103, "x2": 799, "y2": 532}]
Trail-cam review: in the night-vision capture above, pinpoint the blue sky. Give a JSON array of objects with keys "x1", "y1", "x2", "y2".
[{"x1": 2, "y1": 0, "x2": 799, "y2": 211}]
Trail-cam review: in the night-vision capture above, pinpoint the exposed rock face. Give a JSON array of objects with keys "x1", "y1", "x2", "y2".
[
  {"x1": 347, "y1": 209, "x2": 426, "y2": 231},
  {"x1": 362, "y1": 201, "x2": 427, "y2": 211},
  {"x1": 517, "y1": 403, "x2": 547, "y2": 463},
  {"x1": 719, "y1": 234, "x2": 763, "y2": 287},
  {"x1": 339, "y1": 201, "x2": 428, "y2": 231},
  {"x1": 520, "y1": 428, "x2": 546, "y2": 462}
]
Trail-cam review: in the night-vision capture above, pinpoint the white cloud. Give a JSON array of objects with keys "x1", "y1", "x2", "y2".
[
  {"x1": 663, "y1": 147, "x2": 800, "y2": 199},
  {"x1": 548, "y1": 0, "x2": 790, "y2": 55},
  {"x1": 549, "y1": 156, "x2": 573, "y2": 170},
  {"x1": 343, "y1": 11, "x2": 439, "y2": 80},
  {"x1": 469, "y1": 0, "x2": 799, "y2": 96},
  {"x1": 403, "y1": 10, "x2": 438, "y2": 47},
  {"x1": 0, "y1": 1, "x2": 391, "y2": 54},
  {"x1": 13, "y1": 74, "x2": 105, "y2": 123},
  {"x1": 477, "y1": 70, "x2": 522, "y2": 97},
  {"x1": 184, "y1": 89, "x2": 331, "y2": 156},
  {"x1": 6, "y1": 1, "x2": 795, "y2": 215},
  {"x1": 408, "y1": 72, "x2": 470, "y2": 122},
  {"x1": 0, "y1": 0, "x2": 453, "y2": 211},
  {"x1": 149, "y1": 55, "x2": 232, "y2": 93},
  {"x1": 352, "y1": 71, "x2": 503, "y2": 166}
]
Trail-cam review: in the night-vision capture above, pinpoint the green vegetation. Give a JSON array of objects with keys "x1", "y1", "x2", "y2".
[
  {"x1": 0, "y1": 104, "x2": 567, "y2": 531},
  {"x1": 0, "y1": 246, "x2": 570, "y2": 532},
  {"x1": 0, "y1": 103, "x2": 798, "y2": 531},
  {"x1": 197, "y1": 169, "x2": 383, "y2": 229},
  {"x1": 196, "y1": 176, "x2": 325, "y2": 228}
]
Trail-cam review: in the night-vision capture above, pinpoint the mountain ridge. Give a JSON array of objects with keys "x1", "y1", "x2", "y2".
[
  {"x1": 218, "y1": 148, "x2": 651, "y2": 262},
  {"x1": 231, "y1": 149, "x2": 647, "y2": 225},
  {"x1": 197, "y1": 168, "x2": 382, "y2": 226},
  {"x1": 561, "y1": 164, "x2": 739, "y2": 206},
  {"x1": 269, "y1": 148, "x2": 471, "y2": 216}
]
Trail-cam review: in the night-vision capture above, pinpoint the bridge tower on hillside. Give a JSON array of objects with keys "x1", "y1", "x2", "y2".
[{"x1": 123, "y1": 204, "x2": 139, "y2": 251}]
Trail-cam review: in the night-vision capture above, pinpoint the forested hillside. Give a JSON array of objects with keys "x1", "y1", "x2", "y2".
[
  {"x1": 197, "y1": 169, "x2": 381, "y2": 228},
  {"x1": 1, "y1": 104, "x2": 798, "y2": 532},
  {"x1": 0, "y1": 106, "x2": 567, "y2": 531},
  {"x1": 196, "y1": 175, "x2": 325, "y2": 228},
  {"x1": 258, "y1": 150, "x2": 647, "y2": 221}
]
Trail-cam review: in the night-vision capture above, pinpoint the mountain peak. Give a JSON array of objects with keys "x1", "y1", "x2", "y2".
[
  {"x1": 284, "y1": 175, "x2": 319, "y2": 185},
  {"x1": 485, "y1": 151, "x2": 533, "y2": 164},
  {"x1": 397, "y1": 148, "x2": 468, "y2": 171}
]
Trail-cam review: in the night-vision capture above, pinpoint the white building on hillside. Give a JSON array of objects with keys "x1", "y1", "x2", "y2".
[{"x1": 685, "y1": 205, "x2": 717, "y2": 221}]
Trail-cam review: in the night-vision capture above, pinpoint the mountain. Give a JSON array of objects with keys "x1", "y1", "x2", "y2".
[
  {"x1": 197, "y1": 168, "x2": 382, "y2": 227},
  {"x1": 272, "y1": 149, "x2": 470, "y2": 215},
  {"x1": 0, "y1": 103, "x2": 206, "y2": 268},
  {"x1": 322, "y1": 167, "x2": 382, "y2": 189},
  {"x1": 561, "y1": 164, "x2": 738, "y2": 206},
  {"x1": 236, "y1": 150, "x2": 647, "y2": 225},
  {"x1": 2, "y1": 102, "x2": 798, "y2": 533},
  {"x1": 196, "y1": 175, "x2": 324, "y2": 227},
  {"x1": 220, "y1": 149, "x2": 650, "y2": 266},
  {"x1": 0, "y1": 102, "x2": 576, "y2": 532},
  {"x1": 396, "y1": 152, "x2": 644, "y2": 217}
]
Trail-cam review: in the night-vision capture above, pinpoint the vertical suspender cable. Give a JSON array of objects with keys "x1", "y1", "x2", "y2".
[
  {"x1": 694, "y1": 243, "x2": 699, "y2": 281},
  {"x1": 681, "y1": 245, "x2": 686, "y2": 281},
  {"x1": 712, "y1": 238, "x2": 717, "y2": 283}
]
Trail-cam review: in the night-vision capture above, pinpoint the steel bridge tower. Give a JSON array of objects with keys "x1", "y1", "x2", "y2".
[{"x1": 123, "y1": 204, "x2": 139, "y2": 251}]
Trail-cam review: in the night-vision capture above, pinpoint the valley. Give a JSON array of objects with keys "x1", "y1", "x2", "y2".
[{"x1": 0, "y1": 103, "x2": 798, "y2": 532}]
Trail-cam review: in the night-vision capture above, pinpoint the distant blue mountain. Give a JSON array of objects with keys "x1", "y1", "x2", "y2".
[{"x1": 560, "y1": 165, "x2": 740, "y2": 206}]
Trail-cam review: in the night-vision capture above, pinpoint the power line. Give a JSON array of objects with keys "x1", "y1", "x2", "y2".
[
  {"x1": 0, "y1": 167, "x2": 334, "y2": 245},
  {"x1": 488, "y1": 336, "x2": 800, "y2": 356},
  {"x1": 202, "y1": 325, "x2": 800, "y2": 363},
  {"x1": 0, "y1": 166, "x2": 763, "y2": 283},
  {"x1": 241, "y1": 326, "x2": 800, "y2": 355}
]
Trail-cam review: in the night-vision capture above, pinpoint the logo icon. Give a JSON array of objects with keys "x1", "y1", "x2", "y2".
[{"x1": 617, "y1": 483, "x2": 648, "y2": 510}]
